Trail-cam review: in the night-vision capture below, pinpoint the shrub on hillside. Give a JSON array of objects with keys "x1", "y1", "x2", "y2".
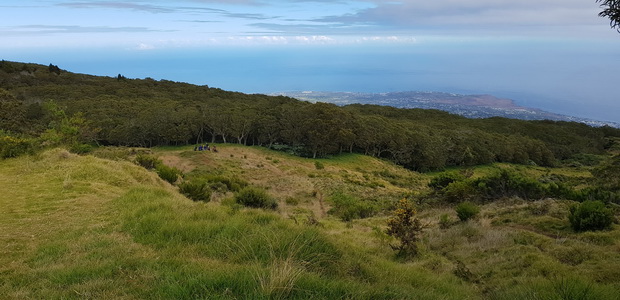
[
  {"x1": 134, "y1": 154, "x2": 161, "y2": 169},
  {"x1": 178, "y1": 180, "x2": 212, "y2": 202},
  {"x1": 235, "y1": 187, "x2": 277, "y2": 210},
  {"x1": 69, "y1": 143, "x2": 94, "y2": 154},
  {"x1": 568, "y1": 200, "x2": 613, "y2": 232},
  {"x1": 387, "y1": 199, "x2": 424, "y2": 258},
  {"x1": 443, "y1": 180, "x2": 479, "y2": 203},
  {"x1": 475, "y1": 169, "x2": 546, "y2": 200},
  {"x1": 455, "y1": 201, "x2": 480, "y2": 221},
  {"x1": 429, "y1": 172, "x2": 465, "y2": 191},
  {"x1": 0, "y1": 135, "x2": 32, "y2": 159},
  {"x1": 156, "y1": 164, "x2": 182, "y2": 184},
  {"x1": 328, "y1": 193, "x2": 377, "y2": 222},
  {"x1": 203, "y1": 174, "x2": 248, "y2": 192},
  {"x1": 439, "y1": 214, "x2": 453, "y2": 229}
]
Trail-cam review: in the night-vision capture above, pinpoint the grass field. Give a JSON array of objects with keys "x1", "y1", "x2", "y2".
[{"x1": 1, "y1": 146, "x2": 619, "y2": 299}]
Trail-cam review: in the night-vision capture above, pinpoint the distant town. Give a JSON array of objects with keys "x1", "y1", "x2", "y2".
[{"x1": 275, "y1": 91, "x2": 620, "y2": 128}]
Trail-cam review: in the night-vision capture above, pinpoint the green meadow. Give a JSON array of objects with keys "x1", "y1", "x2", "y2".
[{"x1": 1, "y1": 145, "x2": 619, "y2": 299}]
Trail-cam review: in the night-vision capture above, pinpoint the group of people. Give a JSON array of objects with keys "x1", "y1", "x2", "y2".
[{"x1": 194, "y1": 144, "x2": 217, "y2": 152}]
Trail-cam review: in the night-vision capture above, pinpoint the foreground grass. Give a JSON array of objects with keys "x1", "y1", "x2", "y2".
[{"x1": 0, "y1": 149, "x2": 475, "y2": 299}]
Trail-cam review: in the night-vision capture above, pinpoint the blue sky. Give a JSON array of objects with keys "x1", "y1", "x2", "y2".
[{"x1": 1, "y1": 1, "x2": 619, "y2": 122}]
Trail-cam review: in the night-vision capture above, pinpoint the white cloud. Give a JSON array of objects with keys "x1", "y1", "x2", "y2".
[{"x1": 137, "y1": 43, "x2": 155, "y2": 50}]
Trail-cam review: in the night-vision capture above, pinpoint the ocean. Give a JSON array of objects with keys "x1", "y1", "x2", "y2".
[{"x1": 4, "y1": 39, "x2": 620, "y2": 122}]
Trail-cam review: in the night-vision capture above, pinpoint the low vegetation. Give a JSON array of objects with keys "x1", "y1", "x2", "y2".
[
  {"x1": 1, "y1": 144, "x2": 618, "y2": 299},
  {"x1": 569, "y1": 200, "x2": 614, "y2": 231},
  {"x1": 455, "y1": 201, "x2": 480, "y2": 221}
]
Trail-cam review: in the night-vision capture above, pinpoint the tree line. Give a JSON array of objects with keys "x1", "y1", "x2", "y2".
[{"x1": 2, "y1": 60, "x2": 619, "y2": 171}]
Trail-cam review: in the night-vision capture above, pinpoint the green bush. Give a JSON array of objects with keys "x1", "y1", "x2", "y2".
[
  {"x1": 429, "y1": 172, "x2": 465, "y2": 190},
  {"x1": 203, "y1": 175, "x2": 248, "y2": 192},
  {"x1": 568, "y1": 200, "x2": 613, "y2": 232},
  {"x1": 475, "y1": 169, "x2": 546, "y2": 200},
  {"x1": 0, "y1": 135, "x2": 32, "y2": 159},
  {"x1": 439, "y1": 214, "x2": 453, "y2": 229},
  {"x1": 156, "y1": 164, "x2": 182, "y2": 184},
  {"x1": 455, "y1": 201, "x2": 480, "y2": 221},
  {"x1": 328, "y1": 192, "x2": 377, "y2": 222},
  {"x1": 235, "y1": 187, "x2": 277, "y2": 210},
  {"x1": 69, "y1": 143, "x2": 94, "y2": 154},
  {"x1": 134, "y1": 154, "x2": 161, "y2": 169},
  {"x1": 314, "y1": 161, "x2": 324, "y2": 170},
  {"x1": 178, "y1": 180, "x2": 212, "y2": 202},
  {"x1": 443, "y1": 180, "x2": 478, "y2": 203}
]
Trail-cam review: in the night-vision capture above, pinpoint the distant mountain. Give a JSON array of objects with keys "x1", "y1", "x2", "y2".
[{"x1": 274, "y1": 91, "x2": 620, "y2": 128}]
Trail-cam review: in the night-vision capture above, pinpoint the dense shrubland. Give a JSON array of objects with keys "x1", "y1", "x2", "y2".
[
  {"x1": 2, "y1": 60, "x2": 619, "y2": 172},
  {"x1": 427, "y1": 166, "x2": 620, "y2": 205}
]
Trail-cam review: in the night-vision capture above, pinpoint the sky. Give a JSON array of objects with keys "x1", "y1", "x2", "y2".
[{"x1": 1, "y1": 0, "x2": 619, "y2": 122}]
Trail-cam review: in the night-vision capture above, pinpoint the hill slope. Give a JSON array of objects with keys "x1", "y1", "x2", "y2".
[
  {"x1": 0, "y1": 148, "x2": 474, "y2": 299},
  {"x1": 2, "y1": 146, "x2": 619, "y2": 299}
]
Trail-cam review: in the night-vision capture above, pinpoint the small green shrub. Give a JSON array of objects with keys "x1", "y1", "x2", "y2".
[
  {"x1": 314, "y1": 161, "x2": 324, "y2": 170},
  {"x1": 443, "y1": 180, "x2": 478, "y2": 203},
  {"x1": 568, "y1": 200, "x2": 613, "y2": 232},
  {"x1": 455, "y1": 201, "x2": 480, "y2": 221},
  {"x1": 439, "y1": 214, "x2": 453, "y2": 229},
  {"x1": 328, "y1": 193, "x2": 377, "y2": 222},
  {"x1": 69, "y1": 143, "x2": 93, "y2": 154},
  {"x1": 429, "y1": 172, "x2": 465, "y2": 190},
  {"x1": 156, "y1": 164, "x2": 182, "y2": 184},
  {"x1": 134, "y1": 154, "x2": 160, "y2": 169},
  {"x1": 178, "y1": 180, "x2": 212, "y2": 202},
  {"x1": 235, "y1": 187, "x2": 277, "y2": 209},
  {"x1": 203, "y1": 175, "x2": 248, "y2": 192},
  {"x1": 0, "y1": 135, "x2": 33, "y2": 159},
  {"x1": 386, "y1": 199, "x2": 424, "y2": 258}
]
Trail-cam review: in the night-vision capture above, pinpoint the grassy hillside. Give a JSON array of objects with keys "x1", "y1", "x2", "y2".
[{"x1": 2, "y1": 145, "x2": 619, "y2": 299}]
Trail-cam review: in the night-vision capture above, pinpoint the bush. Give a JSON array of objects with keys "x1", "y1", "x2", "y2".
[
  {"x1": 314, "y1": 161, "x2": 324, "y2": 170},
  {"x1": 178, "y1": 180, "x2": 212, "y2": 202},
  {"x1": 203, "y1": 174, "x2": 248, "y2": 192},
  {"x1": 156, "y1": 164, "x2": 182, "y2": 184},
  {"x1": 443, "y1": 180, "x2": 478, "y2": 203},
  {"x1": 0, "y1": 135, "x2": 32, "y2": 159},
  {"x1": 387, "y1": 199, "x2": 424, "y2": 258},
  {"x1": 439, "y1": 214, "x2": 453, "y2": 229},
  {"x1": 455, "y1": 201, "x2": 480, "y2": 221},
  {"x1": 429, "y1": 172, "x2": 465, "y2": 190},
  {"x1": 69, "y1": 143, "x2": 94, "y2": 154},
  {"x1": 328, "y1": 193, "x2": 377, "y2": 222},
  {"x1": 475, "y1": 169, "x2": 546, "y2": 200},
  {"x1": 235, "y1": 187, "x2": 277, "y2": 209},
  {"x1": 568, "y1": 200, "x2": 613, "y2": 232},
  {"x1": 134, "y1": 154, "x2": 160, "y2": 169}
]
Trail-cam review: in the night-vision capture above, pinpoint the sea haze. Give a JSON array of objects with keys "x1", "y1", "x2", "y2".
[{"x1": 6, "y1": 38, "x2": 619, "y2": 123}]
